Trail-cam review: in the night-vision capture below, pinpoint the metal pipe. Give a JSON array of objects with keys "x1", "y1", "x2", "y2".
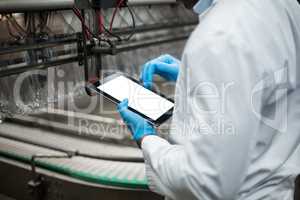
[
  {"x1": 80, "y1": 9, "x2": 90, "y2": 83},
  {"x1": 92, "y1": 34, "x2": 190, "y2": 55},
  {"x1": 93, "y1": 9, "x2": 102, "y2": 79},
  {"x1": 127, "y1": 0, "x2": 177, "y2": 6},
  {"x1": 0, "y1": 49, "x2": 77, "y2": 68},
  {"x1": 0, "y1": 0, "x2": 75, "y2": 13},
  {"x1": 112, "y1": 21, "x2": 198, "y2": 35},
  {"x1": 0, "y1": 35, "x2": 78, "y2": 56},
  {"x1": 116, "y1": 34, "x2": 189, "y2": 52},
  {"x1": 0, "y1": 56, "x2": 79, "y2": 77},
  {"x1": 0, "y1": 0, "x2": 177, "y2": 13}
]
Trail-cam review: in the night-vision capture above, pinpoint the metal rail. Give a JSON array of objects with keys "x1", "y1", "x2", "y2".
[
  {"x1": 112, "y1": 21, "x2": 198, "y2": 35},
  {"x1": 92, "y1": 33, "x2": 189, "y2": 55},
  {"x1": 0, "y1": 56, "x2": 79, "y2": 78},
  {"x1": 0, "y1": 0, "x2": 75, "y2": 13},
  {"x1": 127, "y1": 0, "x2": 177, "y2": 6},
  {"x1": 0, "y1": 35, "x2": 78, "y2": 56},
  {"x1": 0, "y1": 0, "x2": 177, "y2": 12},
  {"x1": 0, "y1": 23, "x2": 192, "y2": 77},
  {"x1": 0, "y1": 34, "x2": 189, "y2": 77},
  {"x1": 0, "y1": 49, "x2": 76, "y2": 67},
  {"x1": 0, "y1": 131, "x2": 144, "y2": 162}
]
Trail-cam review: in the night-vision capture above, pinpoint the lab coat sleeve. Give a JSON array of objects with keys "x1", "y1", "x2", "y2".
[
  {"x1": 142, "y1": 135, "x2": 186, "y2": 199},
  {"x1": 141, "y1": 30, "x2": 270, "y2": 200}
]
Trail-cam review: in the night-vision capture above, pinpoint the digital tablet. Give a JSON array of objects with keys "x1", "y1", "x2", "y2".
[{"x1": 87, "y1": 73, "x2": 174, "y2": 126}]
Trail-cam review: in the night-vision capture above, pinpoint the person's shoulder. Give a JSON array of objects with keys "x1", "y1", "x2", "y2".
[
  {"x1": 184, "y1": 0, "x2": 279, "y2": 55},
  {"x1": 184, "y1": 1, "x2": 246, "y2": 51}
]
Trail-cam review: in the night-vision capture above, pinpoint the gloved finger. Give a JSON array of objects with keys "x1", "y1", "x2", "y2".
[
  {"x1": 117, "y1": 99, "x2": 140, "y2": 122},
  {"x1": 155, "y1": 62, "x2": 179, "y2": 81},
  {"x1": 141, "y1": 62, "x2": 154, "y2": 89},
  {"x1": 157, "y1": 54, "x2": 176, "y2": 64},
  {"x1": 157, "y1": 54, "x2": 171, "y2": 64},
  {"x1": 155, "y1": 61, "x2": 178, "y2": 71}
]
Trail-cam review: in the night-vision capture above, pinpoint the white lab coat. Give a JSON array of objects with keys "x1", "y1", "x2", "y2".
[{"x1": 141, "y1": 0, "x2": 300, "y2": 199}]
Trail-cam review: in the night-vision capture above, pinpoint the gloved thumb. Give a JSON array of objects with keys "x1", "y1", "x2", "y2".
[
  {"x1": 117, "y1": 98, "x2": 129, "y2": 114},
  {"x1": 117, "y1": 99, "x2": 136, "y2": 132}
]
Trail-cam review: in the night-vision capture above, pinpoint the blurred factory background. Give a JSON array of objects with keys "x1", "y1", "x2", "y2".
[{"x1": 0, "y1": 0, "x2": 197, "y2": 199}]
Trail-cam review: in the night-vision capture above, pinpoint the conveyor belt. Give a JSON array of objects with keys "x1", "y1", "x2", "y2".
[
  {"x1": 0, "y1": 136, "x2": 148, "y2": 189},
  {"x1": 0, "y1": 121, "x2": 144, "y2": 161},
  {"x1": 0, "y1": 94, "x2": 171, "y2": 190}
]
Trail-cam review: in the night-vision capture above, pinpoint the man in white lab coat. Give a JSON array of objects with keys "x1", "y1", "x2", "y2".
[{"x1": 117, "y1": 0, "x2": 300, "y2": 199}]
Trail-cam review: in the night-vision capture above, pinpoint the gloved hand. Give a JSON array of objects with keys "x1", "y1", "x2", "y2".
[
  {"x1": 117, "y1": 99, "x2": 156, "y2": 142},
  {"x1": 140, "y1": 54, "x2": 180, "y2": 89}
]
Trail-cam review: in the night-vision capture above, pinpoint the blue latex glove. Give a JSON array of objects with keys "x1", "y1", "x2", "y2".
[
  {"x1": 117, "y1": 99, "x2": 156, "y2": 141},
  {"x1": 140, "y1": 54, "x2": 180, "y2": 89}
]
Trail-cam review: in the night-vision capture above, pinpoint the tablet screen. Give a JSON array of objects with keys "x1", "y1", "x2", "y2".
[{"x1": 98, "y1": 75, "x2": 174, "y2": 121}]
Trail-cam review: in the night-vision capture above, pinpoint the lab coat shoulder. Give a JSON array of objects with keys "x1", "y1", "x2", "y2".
[
  {"x1": 182, "y1": 24, "x2": 261, "y2": 98},
  {"x1": 185, "y1": 0, "x2": 297, "y2": 70},
  {"x1": 182, "y1": 0, "x2": 293, "y2": 90}
]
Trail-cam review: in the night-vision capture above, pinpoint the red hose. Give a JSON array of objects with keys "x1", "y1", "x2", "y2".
[
  {"x1": 96, "y1": 9, "x2": 104, "y2": 34},
  {"x1": 72, "y1": 7, "x2": 92, "y2": 40}
]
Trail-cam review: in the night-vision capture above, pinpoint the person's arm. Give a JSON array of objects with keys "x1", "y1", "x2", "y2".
[{"x1": 140, "y1": 33, "x2": 268, "y2": 199}]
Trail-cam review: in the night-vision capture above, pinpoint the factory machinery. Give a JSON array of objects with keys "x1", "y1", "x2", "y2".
[{"x1": 0, "y1": 0, "x2": 197, "y2": 199}]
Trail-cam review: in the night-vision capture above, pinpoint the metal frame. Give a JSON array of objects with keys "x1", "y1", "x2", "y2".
[
  {"x1": 0, "y1": 34, "x2": 78, "y2": 56},
  {"x1": 0, "y1": 22, "x2": 196, "y2": 78},
  {"x1": 92, "y1": 33, "x2": 190, "y2": 55}
]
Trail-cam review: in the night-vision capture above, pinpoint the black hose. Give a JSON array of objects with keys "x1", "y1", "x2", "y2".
[{"x1": 123, "y1": 5, "x2": 136, "y2": 41}]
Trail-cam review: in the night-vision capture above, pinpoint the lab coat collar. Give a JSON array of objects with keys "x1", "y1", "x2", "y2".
[{"x1": 193, "y1": 0, "x2": 217, "y2": 15}]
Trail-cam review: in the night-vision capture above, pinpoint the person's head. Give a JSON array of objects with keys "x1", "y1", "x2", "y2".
[{"x1": 179, "y1": 0, "x2": 199, "y2": 9}]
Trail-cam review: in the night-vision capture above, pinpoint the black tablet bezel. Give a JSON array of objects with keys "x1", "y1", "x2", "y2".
[{"x1": 87, "y1": 73, "x2": 174, "y2": 126}]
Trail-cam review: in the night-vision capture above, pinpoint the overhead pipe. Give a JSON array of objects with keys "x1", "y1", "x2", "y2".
[
  {"x1": 0, "y1": 35, "x2": 78, "y2": 56},
  {"x1": 127, "y1": 0, "x2": 177, "y2": 6},
  {"x1": 92, "y1": 33, "x2": 190, "y2": 55},
  {"x1": 112, "y1": 21, "x2": 198, "y2": 35},
  {"x1": 0, "y1": 0, "x2": 177, "y2": 13},
  {"x1": 0, "y1": 56, "x2": 80, "y2": 78},
  {"x1": 0, "y1": 0, "x2": 75, "y2": 13}
]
